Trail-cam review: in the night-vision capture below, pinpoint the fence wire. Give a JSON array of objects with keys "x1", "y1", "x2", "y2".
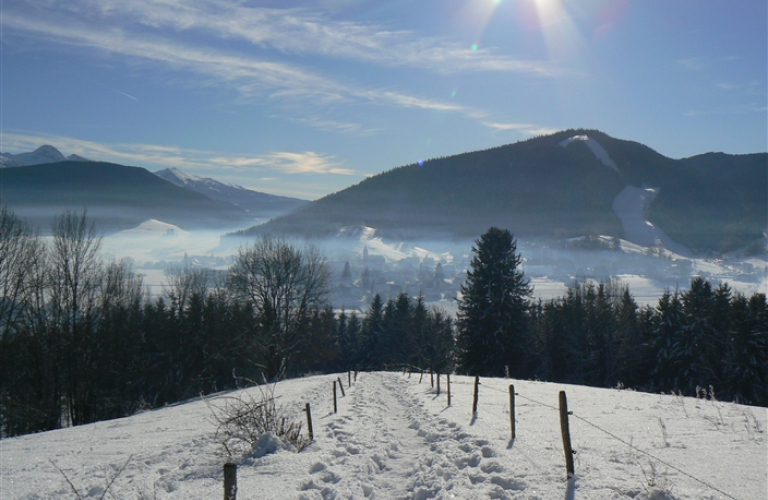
[{"x1": 404, "y1": 373, "x2": 742, "y2": 500}]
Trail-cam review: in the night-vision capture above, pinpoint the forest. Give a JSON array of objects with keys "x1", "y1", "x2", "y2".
[{"x1": 0, "y1": 210, "x2": 766, "y2": 438}]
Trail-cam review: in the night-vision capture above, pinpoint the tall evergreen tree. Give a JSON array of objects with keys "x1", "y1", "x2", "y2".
[
  {"x1": 362, "y1": 294, "x2": 385, "y2": 369},
  {"x1": 456, "y1": 227, "x2": 531, "y2": 377}
]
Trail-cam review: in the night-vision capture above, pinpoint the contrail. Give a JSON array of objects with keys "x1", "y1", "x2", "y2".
[
  {"x1": 73, "y1": 71, "x2": 138, "y2": 101},
  {"x1": 116, "y1": 90, "x2": 139, "y2": 101}
]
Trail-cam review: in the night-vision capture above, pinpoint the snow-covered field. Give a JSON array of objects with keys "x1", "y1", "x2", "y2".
[{"x1": 2, "y1": 372, "x2": 765, "y2": 499}]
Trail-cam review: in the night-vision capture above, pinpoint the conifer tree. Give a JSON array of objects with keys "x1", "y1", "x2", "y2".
[
  {"x1": 362, "y1": 294, "x2": 385, "y2": 369},
  {"x1": 456, "y1": 227, "x2": 531, "y2": 377}
]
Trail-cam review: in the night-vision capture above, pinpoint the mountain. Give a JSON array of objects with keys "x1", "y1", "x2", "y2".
[
  {"x1": 245, "y1": 130, "x2": 767, "y2": 254},
  {"x1": 1, "y1": 145, "x2": 66, "y2": 167},
  {"x1": 0, "y1": 144, "x2": 92, "y2": 167},
  {"x1": 155, "y1": 167, "x2": 307, "y2": 218},
  {"x1": 0, "y1": 161, "x2": 255, "y2": 233}
]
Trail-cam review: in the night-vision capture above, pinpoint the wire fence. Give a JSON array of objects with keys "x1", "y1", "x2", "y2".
[{"x1": 403, "y1": 371, "x2": 744, "y2": 500}]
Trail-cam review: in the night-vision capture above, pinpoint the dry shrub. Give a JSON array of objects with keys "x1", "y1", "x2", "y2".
[{"x1": 206, "y1": 381, "x2": 310, "y2": 458}]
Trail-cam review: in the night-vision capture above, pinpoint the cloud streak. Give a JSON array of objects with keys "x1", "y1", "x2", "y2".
[
  {"x1": 2, "y1": 6, "x2": 488, "y2": 125},
  {"x1": 25, "y1": 0, "x2": 558, "y2": 76},
  {"x1": 1, "y1": 131, "x2": 354, "y2": 176},
  {"x1": 482, "y1": 122, "x2": 560, "y2": 136}
]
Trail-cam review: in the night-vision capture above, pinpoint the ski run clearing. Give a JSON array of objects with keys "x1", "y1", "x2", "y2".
[{"x1": 1, "y1": 372, "x2": 765, "y2": 500}]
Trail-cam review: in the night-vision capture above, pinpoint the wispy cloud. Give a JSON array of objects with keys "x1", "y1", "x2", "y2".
[
  {"x1": 2, "y1": 5, "x2": 489, "y2": 126},
  {"x1": 277, "y1": 115, "x2": 381, "y2": 136},
  {"x1": 482, "y1": 122, "x2": 559, "y2": 136},
  {"x1": 28, "y1": 0, "x2": 558, "y2": 76},
  {"x1": 251, "y1": 152, "x2": 354, "y2": 175},
  {"x1": 0, "y1": 131, "x2": 354, "y2": 176}
]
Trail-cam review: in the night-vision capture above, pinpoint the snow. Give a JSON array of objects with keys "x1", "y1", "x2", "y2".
[
  {"x1": 612, "y1": 187, "x2": 690, "y2": 257},
  {"x1": 0, "y1": 145, "x2": 66, "y2": 167},
  {"x1": 100, "y1": 220, "x2": 221, "y2": 264},
  {"x1": 2, "y1": 372, "x2": 765, "y2": 499},
  {"x1": 558, "y1": 135, "x2": 620, "y2": 173}
]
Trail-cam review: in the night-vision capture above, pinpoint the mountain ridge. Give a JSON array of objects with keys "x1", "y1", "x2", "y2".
[
  {"x1": 244, "y1": 129, "x2": 767, "y2": 254},
  {"x1": 0, "y1": 161, "x2": 254, "y2": 233},
  {"x1": 154, "y1": 167, "x2": 307, "y2": 217}
]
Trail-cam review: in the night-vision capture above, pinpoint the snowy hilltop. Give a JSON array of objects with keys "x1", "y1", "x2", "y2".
[{"x1": 3, "y1": 372, "x2": 765, "y2": 499}]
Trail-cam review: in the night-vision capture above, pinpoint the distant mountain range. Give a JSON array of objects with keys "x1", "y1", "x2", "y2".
[
  {"x1": 243, "y1": 130, "x2": 766, "y2": 254},
  {"x1": 0, "y1": 146, "x2": 307, "y2": 233},
  {"x1": 0, "y1": 145, "x2": 92, "y2": 167},
  {"x1": 155, "y1": 167, "x2": 306, "y2": 217}
]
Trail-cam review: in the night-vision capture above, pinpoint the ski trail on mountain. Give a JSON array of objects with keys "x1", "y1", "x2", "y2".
[{"x1": 298, "y1": 372, "x2": 527, "y2": 499}]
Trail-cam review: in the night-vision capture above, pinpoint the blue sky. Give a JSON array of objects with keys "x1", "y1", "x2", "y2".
[{"x1": 1, "y1": 0, "x2": 765, "y2": 199}]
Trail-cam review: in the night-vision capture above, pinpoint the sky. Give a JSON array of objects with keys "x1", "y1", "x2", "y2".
[{"x1": 1, "y1": 0, "x2": 765, "y2": 200}]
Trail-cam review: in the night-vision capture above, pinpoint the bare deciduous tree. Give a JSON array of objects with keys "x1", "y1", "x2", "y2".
[
  {"x1": 0, "y1": 206, "x2": 40, "y2": 338},
  {"x1": 227, "y1": 236, "x2": 330, "y2": 378},
  {"x1": 49, "y1": 209, "x2": 104, "y2": 426},
  {"x1": 164, "y1": 260, "x2": 212, "y2": 318}
]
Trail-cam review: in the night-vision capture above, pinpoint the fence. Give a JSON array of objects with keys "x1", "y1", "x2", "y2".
[
  {"x1": 408, "y1": 371, "x2": 743, "y2": 500},
  {"x1": 219, "y1": 369, "x2": 744, "y2": 500}
]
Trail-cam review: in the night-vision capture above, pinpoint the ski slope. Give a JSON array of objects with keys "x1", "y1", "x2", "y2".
[{"x1": 2, "y1": 372, "x2": 765, "y2": 499}]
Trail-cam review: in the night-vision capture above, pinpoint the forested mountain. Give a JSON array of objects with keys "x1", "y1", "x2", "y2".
[
  {"x1": 247, "y1": 130, "x2": 766, "y2": 254},
  {"x1": 0, "y1": 161, "x2": 254, "y2": 232}
]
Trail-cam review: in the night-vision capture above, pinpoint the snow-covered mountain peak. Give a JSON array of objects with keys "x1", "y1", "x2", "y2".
[
  {"x1": 0, "y1": 145, "x2": 92, "y2": 167},
  {"x1": 1, "y1": 144, "x2": 66, "y2": 167},
  {"x1": 157, "y1": 167, "x2": 205, "y2": 185},
  {"x1": 558, "y1": 134, "x2": 620, "y2": 173}
]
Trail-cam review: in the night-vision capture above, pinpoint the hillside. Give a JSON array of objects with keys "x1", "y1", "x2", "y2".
[
  {"x1": 247, "y1": 130, "x2": 766, "y2": 253},
  {"x1": 3, "y1": 372, "x2": 765, "y2": 499},
  {"x1": 0, "y1": 161, "x2": 254, "y2": 232}
]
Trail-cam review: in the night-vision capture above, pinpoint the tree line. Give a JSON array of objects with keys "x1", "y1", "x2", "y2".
[
  {"x1": 455, "y1": 227, "x2": 767, "y2": 407},
  {"x1": 1, "y1": 212, "x2": 765, "y2": 438},
  {"x1": 0, "y1": 208, "x2": 455, "y2": 437}
]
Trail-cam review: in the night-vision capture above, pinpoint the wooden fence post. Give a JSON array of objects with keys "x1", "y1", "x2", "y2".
[
  {"x1": 509, "y1": 385, "x2": 516, "y2": 440},
  {"x1": 333, "y1": 380, "x2": 338, "y2": 414},
  {"x1": 348, "y1": 371, "x2": 352, "y2": 387},
  {"x1": 558, "y1": 390, "x2": 575, "y2": 479},
  {"x1": 337, "y1": 377, "x2": 346, "y2": 397},
  {"x1": 436, "y1": 373, "x2": 441, "y2": 395},
  {"x1": 224, "y1": 463, "x2": 237, "y2": 500},
  {"x1": 472, "y1": 375, "x2": 480, "y2": 416},
  {"x1": 305, "y1": 403, "x2": 314, "y2": 441},
  {"x1": 447, "y1": 373, "x2": 451, "y2": 406}
]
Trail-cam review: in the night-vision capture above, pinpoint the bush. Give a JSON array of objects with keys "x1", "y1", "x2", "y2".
[{"x1": 206, "y1": 381, "x2": 310, "y2": 458}]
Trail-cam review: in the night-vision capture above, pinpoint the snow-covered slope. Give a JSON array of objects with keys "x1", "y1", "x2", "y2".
[
  {"x1": 3, "y1": 372, "x2": 764, "y2": 499},
  {"x1": 154, "y1": 167, "x2": 307, "y2": 214},
  {"x1": 558, "y1": 134, "x2": 620, "y2": 173},
  {"x1": 556, "y1": 135, "x2": 691, "y2": 254},
  {"x1": 612, "y1": 186, "x2": 691, "y2": 256},
  {"x1": 101, "y1": 219, "x2": 221, "y2": 264},
  {"x1": 337, "y1": 225, "x2": 453, "y2": 264}
]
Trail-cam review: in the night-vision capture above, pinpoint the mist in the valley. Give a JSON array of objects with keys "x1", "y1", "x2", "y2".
[{"x1": 97, "y1": 218, "x2": 768, "y2": 314}]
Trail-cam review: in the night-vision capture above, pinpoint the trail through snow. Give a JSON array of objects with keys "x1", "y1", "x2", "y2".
[
  {"x1": 2, "y1": 372, "x2": 765, "y2": 499},
  {"x1": 300, "y1": 373, "x2": 523, "y2": 499}
]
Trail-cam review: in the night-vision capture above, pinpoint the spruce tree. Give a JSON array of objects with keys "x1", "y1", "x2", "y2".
[{"x1": 456, "y1": 227, "x2": 531, "y2": 377}]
